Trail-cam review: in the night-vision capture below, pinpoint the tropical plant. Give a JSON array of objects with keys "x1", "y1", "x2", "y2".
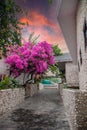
[
  {"x1": 0, "y1": 76, "x2": 20, "y2": 90},
  {"x1": 28, "y1": 32, "x2": 40, "y2": 44},
  {"x1": 0, "y1": 0, "x2": 23, "y2": 54},
  {"x1": 52, "y1": 44, "x2": 62, "y2": 56},
  {"x1": 0, "y1": 76, "x2": 10, "y2": 89},
  {"x1": 49, "y1": 63, "x2": 60, "y2": 77},
  {"x1": 10, "y1": 77, "x2": 20, "y2": 88}
]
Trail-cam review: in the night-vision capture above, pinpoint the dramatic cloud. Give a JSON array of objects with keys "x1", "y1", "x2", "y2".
[
  {"x1": 20, "y1": 11, "x2": 59, "y2": 31},
  {"x1": 19, "y1": 0, "x2": 68, "y2": 53}
]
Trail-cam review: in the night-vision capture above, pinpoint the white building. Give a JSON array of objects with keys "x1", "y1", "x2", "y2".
[{"x1": 57, "y1": 0, "x2": 87, "y2": 129}]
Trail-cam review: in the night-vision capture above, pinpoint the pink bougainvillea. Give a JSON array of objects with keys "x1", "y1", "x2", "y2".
[{"x1": 6, "y1": 41, "x2": 55, "y2": 78}]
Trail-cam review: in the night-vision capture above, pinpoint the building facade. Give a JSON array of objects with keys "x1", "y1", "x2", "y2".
[
  {"x1": 77, "y1": 0, "x2": 87, "y2": 90},
  {"x1": 57, "y1": 0, "x2": 87, "y2": 129}
]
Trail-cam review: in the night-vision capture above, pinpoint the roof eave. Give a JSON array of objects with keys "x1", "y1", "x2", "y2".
[{"x1": 57, "y1": 0, "x2": 79, "y2": 64}]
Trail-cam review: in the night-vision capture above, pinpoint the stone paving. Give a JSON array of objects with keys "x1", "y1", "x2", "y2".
[{"x1": 0, "y1": 88, "x2": 70, "y2": 130}]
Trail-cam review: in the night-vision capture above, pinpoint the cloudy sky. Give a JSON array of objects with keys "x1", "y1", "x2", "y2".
[{"x1": 17, "y1": 0, "x2": 69, "y2": 53}]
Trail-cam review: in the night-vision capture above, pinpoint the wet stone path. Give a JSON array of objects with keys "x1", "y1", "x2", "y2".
[{"x1": 0, "y1": 88, "x2": 70, "y2": 130}]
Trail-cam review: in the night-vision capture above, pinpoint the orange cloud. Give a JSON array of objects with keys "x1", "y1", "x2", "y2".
[
  {"x1": 22, "y1": 25, "x2": 68, "y2": 53},
  {"x1": 20, "y1": 10, "x2": 68, "y2": 53},
  {"x1": 20, "y1": 11, "x2": 60, "y2": 31}
]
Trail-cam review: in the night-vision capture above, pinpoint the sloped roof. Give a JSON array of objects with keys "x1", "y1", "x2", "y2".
[{"x1": 55, "y1": 53, "x2": 72, "y2": 63}]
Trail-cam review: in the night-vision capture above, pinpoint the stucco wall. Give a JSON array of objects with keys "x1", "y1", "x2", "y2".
[
  {"x1": 65, "y1": 62, "x2": 79, "y2": 87},
  {"x1": 0, "y1": 59, "x2": 8, "y2": 74},
  {"x1": 77, "y1": 0, "x2": 87, "y2": 90},
  {"x1": 62, "y1": 89, "x2": 87, "y2": 130},
  {"x1": 0, "y1": 88, "x2": 25, "y2": 115}
]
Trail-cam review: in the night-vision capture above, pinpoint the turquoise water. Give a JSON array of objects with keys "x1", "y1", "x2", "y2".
[{"x1": 41, "y1": 79, "x2": 52, "y2": 84}]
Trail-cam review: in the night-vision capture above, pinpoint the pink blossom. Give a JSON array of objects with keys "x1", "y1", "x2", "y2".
[
  {"x1": 15, "y1": 59, "x2": 23, "y2": 69},
  {"x1": 6, "y1": 40, "x2": 55, "y2": 77}
]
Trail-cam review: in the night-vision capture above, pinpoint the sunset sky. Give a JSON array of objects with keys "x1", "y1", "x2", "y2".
[{"x1": 17, "y1": 0, "x2": 69, "y2": 53}]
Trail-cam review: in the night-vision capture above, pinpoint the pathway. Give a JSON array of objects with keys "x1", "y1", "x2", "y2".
[{"x1": 0, "y1": 88, "x2": 70, "y2": 130}]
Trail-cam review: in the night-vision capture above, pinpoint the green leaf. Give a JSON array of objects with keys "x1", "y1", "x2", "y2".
[
  {"x1": 52, "y1": 44, "x2": 62, "y2": 56},
  {"x1": 28, "y1": 32, "x2": 40, "y2": 44},
  {"x1": 0, "y1": 0, "x2": 22, "y2": 54}
]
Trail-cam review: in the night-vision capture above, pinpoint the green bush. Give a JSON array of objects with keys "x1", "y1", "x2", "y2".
[
  {"x1": 0, "y1": 0, "x2": 23, "y2": 54},
  {"x1": 52, "y1": 44, "x2": 62, "y2": 56},
  {"x1": 0, "y1": 76, "x2": 20, "y2": 90}
]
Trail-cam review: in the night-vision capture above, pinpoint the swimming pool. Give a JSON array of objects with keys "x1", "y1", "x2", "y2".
[
  {"x1": 41, "y1": 79, "x2": 52, "y2": 85},
  {"x1": 41, "y1": 79, "x2": 57, "y2": 87}
]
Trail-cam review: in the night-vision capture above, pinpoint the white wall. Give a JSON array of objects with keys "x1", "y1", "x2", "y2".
[
  {"x1": 0, "y1": 59, "x2": 8, "y2": 74},
  {"x1": 66, "y1": 62, "x2": 79, "y2": 87},
  {"x1": 77, "y1": 0, "x2": 87, "y2": 90}
]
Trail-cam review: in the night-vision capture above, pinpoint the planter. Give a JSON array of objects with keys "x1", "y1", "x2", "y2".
[
  {"x1": 62, "y1": 89, "x2": 87, "y2": 130},
  {"x1": 0, "y1": 88, "x2": 25, "y2": 115},
  {"x1": 59, "y1": 83, "x2": 64, "y2": 96},
  {"x1": 39, "y1": 83, "x2": 44, "y2": 90},
  {"x1": 25, "y1": 84, "x2": 39, "y2": 97}
]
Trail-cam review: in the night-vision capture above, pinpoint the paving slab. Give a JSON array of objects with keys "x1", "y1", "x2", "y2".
[{"x1": 0, "y1": 88, "x2": 70, "y2": 130}]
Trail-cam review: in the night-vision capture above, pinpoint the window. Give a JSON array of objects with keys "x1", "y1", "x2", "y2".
[{"x1": 83, "y1": 19, "x2": 87, "y2": 50}]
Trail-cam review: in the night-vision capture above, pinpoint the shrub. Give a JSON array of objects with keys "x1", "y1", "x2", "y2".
[
  {"x1": 0, "y1": 75, "x2": 20, "y2": 90},
  {"x1": 6, "y1": 41, "x2": 55, "y2": 84},
  {"x1": 0, "y1": 0, "x2": 23, "y2": 54}
]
